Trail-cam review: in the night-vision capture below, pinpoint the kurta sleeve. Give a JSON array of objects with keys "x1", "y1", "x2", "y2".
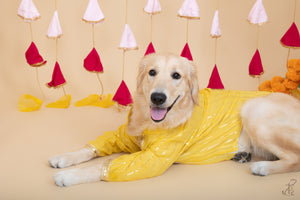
[
  {"x1": 87, "y1": 124, "x2": 140, "y2": 157},
  {"x1": 101, "y1": 126, "x2": 194, "y2": 182}
]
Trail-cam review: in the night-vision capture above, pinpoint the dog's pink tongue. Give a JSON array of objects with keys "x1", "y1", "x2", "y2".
[{"x1": 150, "y1": 107, "x2": 167, "y2": 121}]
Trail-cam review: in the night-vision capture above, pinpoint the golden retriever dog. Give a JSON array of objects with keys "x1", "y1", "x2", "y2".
[{"x1": 49, "y1": 53, "x2": 300, "y2": 187}]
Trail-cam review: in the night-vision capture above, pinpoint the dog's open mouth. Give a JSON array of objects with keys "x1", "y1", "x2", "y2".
[{"x1": 150, "y1": 96, "x2": 180, "y2": 123}]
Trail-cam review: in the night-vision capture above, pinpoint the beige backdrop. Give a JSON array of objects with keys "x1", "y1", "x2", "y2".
[{"x1": 1, "y1": 0, "x2": 300, "y2": 200}]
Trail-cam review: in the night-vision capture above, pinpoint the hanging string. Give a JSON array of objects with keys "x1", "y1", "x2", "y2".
[
  {"x1": 36, "y1": 67, "x2": 45, "y2": 99},
  {"x1": 96, "y1": 73, "x2": 104, "y2": 96},
  {"x1": 256, "y1": 25, "x2": 260, "y2": 49},
  {"x1": 125, "y1": 0, "x2": 128, "y2": 24},
  {"x1": 257, "y1": 76, "x2": 261, "y2": 87},
  {"x1": 91, "y1": 23, "x2": 103, "y2": 97},
  {"x1": 214, "y1": 38, "x2": 218, "y2": 64},
  {"x1": 55, "y1": 0, "x2": 57, "y2": 10},
  {"x1": 286, "y1": 0, "x2": 296, "y2": 65},
  {"x1": 214, "y1": 0, "x2": 220, "y2": 65},
  {"x1": 287, "y1": 48, "x2": 291, "y2": 65},
  {"x1": 92, "y1": 24, "x2": 95, "y2": 47},
  {"x1": 29, "y1": 22, "x2": 33, "y2": 41},
  {"x1": 150, "y1": 14, "x2": 153, "y2": 42},
  {"x1": 29, "y1": 22, "x2": 45, "y2": 99},
  {"x1": 122, "y1": 50, "x2": 126, "y2": 80},
  {"x1": 186, "y1": 18, "x2": 189, "y2": 43},
  {"x1": 56, "y1": 38, "x2": 58, "y2": 61},
  {"x1": 293, "y1": 0, "x2": 297, "y2": 22},
  {"x1": 121, "y1": 0, "x2": 128, "y2": 81},
  {"x1": 62, "y1": 85, "x2": 69, "y2": 102}
]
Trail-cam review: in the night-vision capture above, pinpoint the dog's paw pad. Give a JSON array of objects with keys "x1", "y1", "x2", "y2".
[
  {"x1": 232, "y1": 152, "x2": 252, "y2": 163},
  {"x1": 53, "y1": 171, "x2": 75, "y2": 187},
  {"x1": 250, "y1": 162, "x2": 270, "y2": 176},
  {"x1": 49, "y1": 156, "x2": 65, "y2": 168},
  {"x1": 48, "y1": 154, "x2": 73, "y2": 168}
]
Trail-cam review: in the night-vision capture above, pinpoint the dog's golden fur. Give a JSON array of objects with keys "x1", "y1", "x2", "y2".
[
  {"x1": 239, "y1": 93, "x2": 300, "y2": 175},
  {"x1": 49, "y1": 53, "x2": 300, "y2": 186}
]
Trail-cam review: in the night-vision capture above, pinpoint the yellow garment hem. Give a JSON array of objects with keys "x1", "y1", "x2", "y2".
[{"x1": 101, "y1": 159, "x2": 112, "y2": 181}]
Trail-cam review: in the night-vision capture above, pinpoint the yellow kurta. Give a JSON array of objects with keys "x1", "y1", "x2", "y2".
[{"x1": 88, "y1": 89, "x2": 270, "y2": 181}]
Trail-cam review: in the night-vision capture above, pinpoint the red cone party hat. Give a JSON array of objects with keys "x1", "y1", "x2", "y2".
[
  {"x1": 144, "y1": 42, "x2": 156, "y2": 56},
  {"x1": 25, "y1": 42, "x2": 47, "y2": 66},
  {"x1": 180, "y1": 43, "x2": 193, "y2": 61},
  {"x1": 249, "y1": 49, "x2": 264, "y2": 77},
  {"x1": 207, "y1": 65, "x2": 224, "y2": 89},
  {"x1": 47, "y1": 62, "x2": 66, "y2": 87},
  {"x1": 84, "y1": 48, "x2": 103, "y2": 72},
  {"x1": 113, "y1": 80, "x2": 133, "y2": 106},
  {"x1": 280, "y1": 22, "x2": 300, "y2": 47}
]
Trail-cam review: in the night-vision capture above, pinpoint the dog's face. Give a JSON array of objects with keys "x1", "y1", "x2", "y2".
[{"x1": 127, "y1": 53, "x2": 199, "y2": 135}]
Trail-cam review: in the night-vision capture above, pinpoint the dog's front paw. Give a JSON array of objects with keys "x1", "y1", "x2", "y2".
[
  {"x1": 53, "y1": 164, "x2": 103, "y2": 187},
  {"x1": 53, "y1": 169, "x2": 79, "y2": 187},
  {"x1": 49, "y1": 148, "x2": 95, "y2": 169},
  {"x1": 49, "y1": 153, "x2": 75, "y2": 168},
  {"x1": 250, "y1": 161, "x2": 270, "y2": 176}
]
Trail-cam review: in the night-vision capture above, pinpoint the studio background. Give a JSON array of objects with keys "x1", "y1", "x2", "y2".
[{"x1": 0, "y1": 0, "x2": 300, "y2": 200}]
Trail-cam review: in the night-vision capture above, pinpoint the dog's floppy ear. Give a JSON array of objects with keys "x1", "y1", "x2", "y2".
[
  {"x1": 136, "y1": 58, "x2": 148, "y2": 91},
  {"x1": 187, "y1": 61, "x2": 199, "y2": 105},
  {"x1": 127, "y1": 57, "x2": 149, "y2": 136}
]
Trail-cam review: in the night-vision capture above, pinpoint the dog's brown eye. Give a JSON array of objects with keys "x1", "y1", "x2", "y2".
[
  {"x1": 149, "y1": 69, "x2": 157, "y2": 76},
  {"x1": 172, "y1": 72, "x2": 181, "y2": 80}
]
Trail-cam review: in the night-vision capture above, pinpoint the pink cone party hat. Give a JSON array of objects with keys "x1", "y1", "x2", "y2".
[
  {"x1": 207, "y1": 65, "x2": 224, "y2": 89},
  {"x1": 178, "y1": 0, "x2": 200, "y2": 19},
  {"x1": 113, "y1": 80, "x2": 133, "y2": 106},
  {"x1": 247, "y1": 0, "x2": 268, "y2": 25},
  {"x1": 249, "y1": 49, "x2": 264, "y2": 77},
  {"x1": 181, "y1": 43, "x2": 193, "y2": 61},
  {"x1": 84, "y1": 48, "x2": 103, "y2": 72},
  {"x1": 144, "y1": 0, "x2": 162, "y2": 14},
  {"x1": 47, "y1": 11, "x2": 62, "y2": 38},
  {"x1": 82, "y1": 0, "x2": 105, "y2": 24},
  {"x1": 47, "y1": 62, "x2": 66, "y2": 87},
  {"x1": 119, "y1": 24, "x2": 138, "y2": 50},
  {"x1": 25, "y1": 42, "x2": 47, "y2": 67},
  {"x1": 144, "y1": 42, "x2": 156, "y2": 56},
  {"x1": 210, "y1": 10, "x2": 221, "y2": 38},
  {"x1": 280, "y1": 22, "x2": 300, "y2": 48},
  {"x1": 17, "y1": 0, "x2": 40, "y2": 21}
]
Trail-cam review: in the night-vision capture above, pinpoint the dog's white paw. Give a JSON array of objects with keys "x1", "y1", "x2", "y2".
[
  {"x1": 49, "y1": 153, "x2": 75, "y2": 168},
  {"x1": 49, "y1": 148, "x2": 95, "y2": 169},
  {"x1": 250, "y1": 161, "x2": 270, "y2": 176},
  {"x1": 53, "y1": 169, "x2": 79, "y2": 187},
  {"x1": 53, "y1": 164, "x2": 103, "y2": 187}
]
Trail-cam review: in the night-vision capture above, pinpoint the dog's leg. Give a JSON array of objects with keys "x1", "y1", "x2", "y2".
[
  {"x1": 232, "y1": 127, "x2": 252, "y2": 163},
  {"x1": 250, "y1": 153, "x2": 300, "y2": 176},
  {"x1": 250, "y1": 136, "x2": 300, "y2": 176},
  {"x1": 53, "y1": 163, "x2": 103, "y2": 187},
  {"x1": 247, "y1": 124, "x2": 300, "y2": 176},
  {"x1": 49, "y1": 147, "x2": 96, "y2": 169}
]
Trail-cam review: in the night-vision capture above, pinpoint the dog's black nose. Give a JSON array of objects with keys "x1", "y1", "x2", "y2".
[{"x1": 151, "y1": 92, "x2": 167, "y2": 105}]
